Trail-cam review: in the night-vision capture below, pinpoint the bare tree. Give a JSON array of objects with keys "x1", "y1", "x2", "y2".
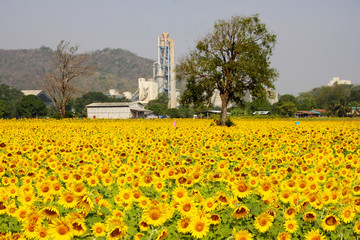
[{"x1": 44, "y1": 41, "x2": 94, "y2": 117}]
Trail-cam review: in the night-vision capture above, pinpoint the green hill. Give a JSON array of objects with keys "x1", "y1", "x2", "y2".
[{"x1": 0, "y1": 46, "x2": 154, "y2": 94}]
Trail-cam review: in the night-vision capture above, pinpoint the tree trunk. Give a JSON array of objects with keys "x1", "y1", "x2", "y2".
[{"x1": 220, "y1": 92, "x2": 229, "y2": 126}]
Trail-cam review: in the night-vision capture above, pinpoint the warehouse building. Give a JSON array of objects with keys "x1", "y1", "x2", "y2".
[{"x1": 86, "y1": 102, "x2": 152, "y2": 119}]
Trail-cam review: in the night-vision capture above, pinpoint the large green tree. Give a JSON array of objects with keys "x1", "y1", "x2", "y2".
[
  {"x1": 177, "y1": 15, "x2": 278, "y2": 126},
  {"x1": 17, "y1": 95, "x2": 47, "y2": 118}
]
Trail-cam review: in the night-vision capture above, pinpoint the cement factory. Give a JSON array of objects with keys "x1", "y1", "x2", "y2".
[{"x1": 110, "y1": 33, "x2": 179, "y2": 108}]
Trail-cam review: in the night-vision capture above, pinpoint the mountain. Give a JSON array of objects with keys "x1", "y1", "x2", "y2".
[{"x1": 0, "y1": 46, "x2": 154, "y2": 94}]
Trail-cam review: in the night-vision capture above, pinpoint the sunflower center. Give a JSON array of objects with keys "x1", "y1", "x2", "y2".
[
  {"x1": 45, "y1": 209, "x2": 58, "y2": 216},
  {"x1": 42, "y1": 186, "x2": 50, "y2": 192},
  {"x1": 183, "y1": 203, "x2": 191, "y2": 212},
  {"x1": 39, "y1": 230, "x2": 47, "y2": 237},
  {"x1": 150, "y1": 210, "x2": 160, "y2": 220},
  {"x1": 123, "y1": 193, "x2": 130, "y2": 199},
  {"x1": 65, "y1": 195, "x2": 74, "y2": 203},
  {"x1": 344, "y1": 210, "x2": 351, "y2": 218},
  {"x1": 262, "y1": 184, "x2": 270, "y2": 191},
  {"x1": 325, "y1": 216, "x2": 337, "y2": 226},
  {"x1": 286, "y1": 208, "x2": 295, "y2": 215},
  {"x1": 181, "y1": 221, "x2": 189, "y2": 228},
  {"x1": 288, "y1": 223, "x2": 294, "y2": 229},
  {"x1": 19, "y1": 211, "x2": 27, "y2": 218},
  {"x1": 58, "y1": 224, "x2": 70, "y2": 235},
  {"x1": 96, "y1": 227, "x2": 103, "y2": 233},
  {"x1": 238, "y1": 183, "x2": 247, "y2": 192},
  {"x1": 259, "y1": 218, "x2": 268, "y2": 226},
  {"x1": 110, "y1": 228, "x2": 121, "y2": 237},
  {"x1": 207, "y1": 202, "x2": 213, "y2": 208},
  {"x1": 73, "y1": 222, "x2": 83, "y2": 231},
  {"x1": 195, "y1": 222, "x2": 204, "y2": 232}
]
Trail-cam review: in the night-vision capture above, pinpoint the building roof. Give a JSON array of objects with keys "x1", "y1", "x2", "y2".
[
  {"x1": 86, "y1": 102, "x2": 151, "y2": 113},
  {"x1": 296, "y1": 111, "x2": 320, "y2": 115},
  {"x1": 86, "y1": 102, "x2": 133, "y2": 107},
  {"x1": 21, "y1": 90, "x2": 43, "y2": 96},
  {"x1": 253, "y1": 111, "x2": 270, "y2": 115}
]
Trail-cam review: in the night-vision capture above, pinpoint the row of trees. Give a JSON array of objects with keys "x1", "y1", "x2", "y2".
[
  {"x1": 227, "y1": 84, "x2": 360, "y2": 118},
  {"x1": 0, "y1": 84, "x2": 131, "y2": 119}
]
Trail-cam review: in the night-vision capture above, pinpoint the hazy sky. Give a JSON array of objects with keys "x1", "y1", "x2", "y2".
[{"x1": 1, "y1": 0, "x2": 359, "y2": 96}]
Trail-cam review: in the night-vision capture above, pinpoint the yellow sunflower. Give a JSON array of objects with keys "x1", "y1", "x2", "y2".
[
  {"x1": 209, "y1": 214, "x2": 221, "y2": 225},
  {"x1": 232, "y1": 180, "x2": 252, "y2": 199},
  {"x1": 284, "y1": 219, "x2": 298, "y2": 233},
  {"x1": 177, "y1": 217, "x2": 191, "y2": 233},
  {"x1": 257, "y1": 179, "x2": 276, "y2": 197},
  {"x1": 41, "y1": 206, "x2": 60, "y2": 220},
  {"x1": 19, "y1": 192, "x2": 37, "y2": 206},
  {"x1": 321, "y1": 214, "x2": 340, "y2": 232},
  {"x1": 69, "y1": 219, "x2": 87, "y2": 236},
  {"x1": 341, "y1": 205, "x2": 356, "y2": 223},
  {"x1": 232, "y1": 205, "x2": 250, "y2": 219},
  {"x1": 48, "y1": 218, "x2": 73, "y2": 240},
  {"x1": 58, "y1": 191, "x2": 78, "y2": 209},
  {"x1": 304, "y1": 229, "x2": 326, "y2": 240},
  {"x1": 142, "y1": 201, "x2": 173, "y2": 226},
  {"x1": 284, "y1": 207, "x2": 297, "y2": 219},
  {"x1": 34, "y1": 224, "x2": 50, "y2": 240},
  {"x1": 91, "y1": 222, "x2": 106, "y2": 237},
  {"x1": 277, "y1": 231, "x2": 291, "y2": 240},
  {"x1": 5, "y1": 201, "x2": 17, "y2": 217},
  {"x1": 106, "y1": 216, "x2": 128, "y2": 240},
  {"x1": 202, "y1": 197, "x2": 217, "y2": 212},
  {"x1": 354, "y1": 219, "x2": 360, "y2": 234},
  {"x1": 172, "y1": 186, "x2": 188, "y2": 202},
  {"x1": 23, "y1": 221, "x2": 39, "y2": 239},
  {"x1": 178, "y1": 199, "x2": 196, "y2": 217},
  {"x1": 233, "y1": 229, "x2": 253, "y2": 240},
  {"x1": 139, "y1": 221, "x2": 149, "y2": 232},
  {"x1": 155, "y1": 229, "x2": 168, "y2": 240},
  {"x1": 303, "y1": 211, "x2": 317, "y2": 222},
  {"x1": 254, "y1": 213, "x2": 274, "y2": 233},
  {"x1": 77, "y1": 194, "x2": 94, "y2": 211},
  {"x1": 189, "y1": 215, "x2": 209, "y2": 239}
]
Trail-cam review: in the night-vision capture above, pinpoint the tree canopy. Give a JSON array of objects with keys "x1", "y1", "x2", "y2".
[
  {"x1": 0, "y1": 84, "x2": 24, "y2": 118},
  {"x1": 176, "y1": 14, "x2": 278, "y2": 126},
  {"x1": 17, "y1": 95, "x2": 47, "y2": 118}
]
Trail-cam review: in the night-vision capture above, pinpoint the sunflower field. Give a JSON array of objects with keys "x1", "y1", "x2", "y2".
[{"x1": 1, "y1": 118, "x2": 360, "y2": 240}]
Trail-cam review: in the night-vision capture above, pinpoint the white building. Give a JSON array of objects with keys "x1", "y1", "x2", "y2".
[
  {"x1": 86, "y1": 102, "x2": 152, "y2": 119},
  {"x1": 138, "y1": 78, "x2": 158, "y2": 104},
  {"x1": 328, "y1": 77, "x2": 351, "y2": 86}
]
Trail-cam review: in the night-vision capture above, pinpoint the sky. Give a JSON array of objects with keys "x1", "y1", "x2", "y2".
[{"x1": 1, "y1": 0, "x2": 359, "y2": 96}]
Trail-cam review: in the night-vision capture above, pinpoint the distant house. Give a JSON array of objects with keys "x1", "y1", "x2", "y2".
[
  {"x1": 194, "y1": 110, "x2": 230, "y2": 119},
  {"x1": 295, "y1": 110, "x2": 321, "y2": 118},
  {"x1": 21, "y1": 90, "x2": 54, "y2": 107},
  {"x1": 86, "y1": 102, "x2": 152, "y2": 119}
]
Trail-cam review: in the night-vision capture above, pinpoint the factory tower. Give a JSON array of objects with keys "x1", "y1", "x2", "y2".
[{"x1": 153, "y1": 33, "x2": 177, "y2": 108}]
